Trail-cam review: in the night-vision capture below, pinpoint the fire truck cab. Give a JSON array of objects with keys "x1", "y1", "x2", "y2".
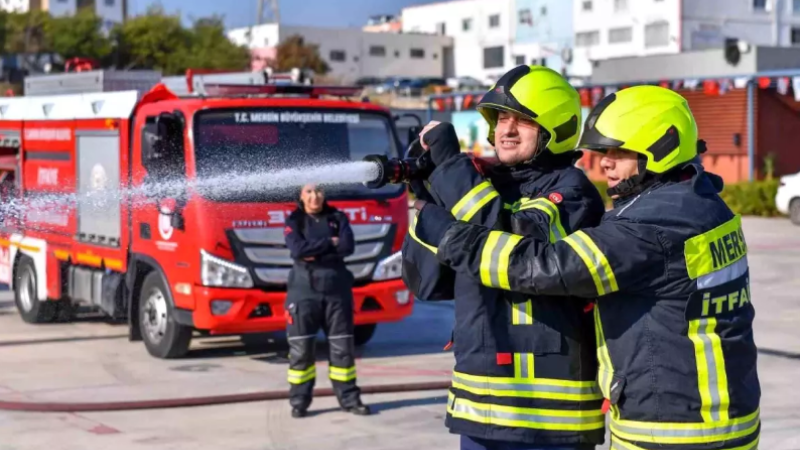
[{"x1": 0, "y1": 69, "x2": 414, "y2": 358}]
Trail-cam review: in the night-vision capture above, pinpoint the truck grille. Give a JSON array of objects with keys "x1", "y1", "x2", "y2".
[{"x1": 228, "y1": 224, "x2": 395, "y2": 286}]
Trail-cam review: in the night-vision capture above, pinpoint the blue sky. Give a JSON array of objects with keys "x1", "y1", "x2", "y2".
[{"x1": 130, "y1": 0, "x2": 440, "y2": 29}]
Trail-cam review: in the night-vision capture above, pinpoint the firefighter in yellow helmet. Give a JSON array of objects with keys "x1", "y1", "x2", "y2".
[
  {"x1": 412, "y1": 85, "x2": 761, "y2": 450},
  {"x1": 403, "y1": 65, "x2": 607, "y2": 449}
]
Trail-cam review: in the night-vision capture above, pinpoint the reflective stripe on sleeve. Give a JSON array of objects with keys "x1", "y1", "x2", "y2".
[
  {"x1": 698, "y1": 257, "x2": 748, "y2": 289},
  {"x1": 594, "y1": 305, "x2": 614, "y2": 401},
  {"x1": 479, "y1": 231, "x2": 523, "y2": 290},
  {"x1": 518, "y1": 197, "x2": 567, "y2": 243},
  {"x1": 609, "y1": 409, "x2": 759, "y2": 445},
  {"x1": 451, "y1": 181, "x2": 499, "y2": 222},
  {"x1": 688, "y1": 317, "x2": 731, "y2": 423},
  {"x1": 447, "y1": 392, "x2": 605, "y2": 431},
  {"x1": 563, "y1": 231, "x2": 619, "y2": 296},
  {"x1": 409, "y1": 214, "x2": 438, "y2": 254},
  {"x1": 451, "y1": 371, "x2": 602, "y2": 402},
  {"x1": 288, "y1": 365, "x2": 316, "y2": 384},
  {"x1": 329, "y1": 365, "x2": 357, "y2": 382}
]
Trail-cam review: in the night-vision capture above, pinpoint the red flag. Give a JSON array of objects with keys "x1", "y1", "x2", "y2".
[
  {"x1": 703, "y1": 80, "x2": 719, "y2": 96},
  {"x1": 591, "y1": 87, "x2": 604, "y2": 106},
  {"x1": 659, "y1": 81, "x2": 670, "y2": 89},
  {"x1": 579, "y1": 88, "x2": 591, "y2": 107},
  {"x1": 758, "y1": 77, "x2": 772, "y2": 89},
  {"x1": 463, "y1": 94, "x2": 474, "y2": 109},
  {"x1": 433, "y1": 98, "x2": 444, "y2": 111}
]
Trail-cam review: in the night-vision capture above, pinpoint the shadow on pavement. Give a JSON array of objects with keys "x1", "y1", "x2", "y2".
[
  {"x1": 758, "y1": 347, "x2": 800, "y2": 360},
  {"x1": 304, "y1": 394, "x2": 448, "y2": 417}
]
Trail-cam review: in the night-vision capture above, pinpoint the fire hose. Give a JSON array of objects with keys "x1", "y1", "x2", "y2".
[{"x1": 0, "y1": 381, "x2": 451, "y2": 413}]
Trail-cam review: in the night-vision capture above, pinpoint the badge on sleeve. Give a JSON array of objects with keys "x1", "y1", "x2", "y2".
[{"x1": 548, "y1": 192, "x2": 563, "y2": 204}]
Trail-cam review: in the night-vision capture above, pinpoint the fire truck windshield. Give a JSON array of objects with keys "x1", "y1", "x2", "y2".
[{"x1": 193, "y1": 108, "x2": 404, "y2": 202}]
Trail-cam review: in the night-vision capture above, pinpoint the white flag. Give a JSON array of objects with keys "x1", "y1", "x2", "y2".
[
  {"x1": 793, "y1": 77, "x2": 800, "y2": 101},
  {"x1": 777, "y1": 77, "x2": 790, "y2": 95},
  {"x1": 683, "y1": 79, "x2": 700, "y2": 90},
  {"x1": 604, "y1": 86, "x2": 618, "y2": 96},
  {"x1": 734, "y1": 77, "x2": 750, "y2": 89}
]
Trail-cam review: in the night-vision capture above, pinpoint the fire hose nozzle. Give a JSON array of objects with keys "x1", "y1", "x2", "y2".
[{"x1": 362, "y1": 139, "x2": 434, "y2": 190}]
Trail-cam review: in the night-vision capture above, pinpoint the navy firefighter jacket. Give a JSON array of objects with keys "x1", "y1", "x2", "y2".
[
  {"x1": 284, "y1": 204, "x2": 355, "y2": 267},
  {"x1": 403, "y1": 150, "x2": 608, "y2": 446}
]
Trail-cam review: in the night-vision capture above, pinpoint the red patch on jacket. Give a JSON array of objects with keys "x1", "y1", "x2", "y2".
[
  {"x1": 548, "y1": 192, "x2": 563, "y2": 204},
  {"x1": 283, "y1": 226, "x2": 292, "y2": 236}
]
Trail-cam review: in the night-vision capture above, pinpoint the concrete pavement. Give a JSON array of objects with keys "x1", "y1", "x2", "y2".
[{"x1": 0, "y1": 217, "x2": 797, "y2": 449}]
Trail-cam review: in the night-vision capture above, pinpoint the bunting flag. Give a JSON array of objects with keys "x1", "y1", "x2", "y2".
[
  {"x1": 703, "y1": 79, "x2": 719, "y2": 96},
  {"x1": 579, "y1": 88, "x2": 591, "y2": 107},
  {"x1": 427, "y1": 74, "x2": 800, "y2": 113},
  {"x1": 777, "y1": 77, "x2": 790, "y2": 95}
]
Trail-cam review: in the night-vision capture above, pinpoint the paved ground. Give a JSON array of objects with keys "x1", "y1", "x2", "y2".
[{"x1": 0, "y1": 217, "x2": 797, "y2": 449}]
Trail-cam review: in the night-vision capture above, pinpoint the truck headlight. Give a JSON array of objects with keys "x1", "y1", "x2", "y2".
[
  {"x1": 201, "y1": 250, "x2": 253, "y2": 288},
  {"x1": 372, "y1": 251, "x2": 402, "y2": 281}
]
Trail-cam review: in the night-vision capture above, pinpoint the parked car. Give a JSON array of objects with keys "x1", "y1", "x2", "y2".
[
  {"x1": 447, "y1": 76, "x2": 487, "y2": 90},
  {"x1": 775, "y1": 171, "x2": 800, "y2": 224}
]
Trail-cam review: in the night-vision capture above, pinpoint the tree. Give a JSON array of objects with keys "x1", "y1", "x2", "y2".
[
  {"x1": 46, "y1": 8, "x2": 112, "y2": 61},
  {"x1": 110, "y1": 5, "x2": 193, "y2": 74},
  {"x1": 181, "y1": 16, "x2": 250, "y2": 72},
  {"x1": 275, "y1": 35, "x2": 329, "y2": 74}
]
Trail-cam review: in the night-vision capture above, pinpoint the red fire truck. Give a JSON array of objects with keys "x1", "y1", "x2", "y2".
[{"x1": 0, "y1": 69, "x2": 413, "y2": 358}]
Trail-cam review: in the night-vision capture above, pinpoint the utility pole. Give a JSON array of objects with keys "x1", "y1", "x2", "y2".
[{"x1": 256, "y1": 0, "x2": 264, "y2": 25}]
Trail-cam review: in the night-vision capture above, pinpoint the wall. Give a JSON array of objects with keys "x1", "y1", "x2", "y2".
[
  {"x1": 571, "y1": 0, "x2": 681, "y2": 77},
  {"x1": 228, "y1": 24, "x2": 452, "y2": 84},
  {"x1": 682, "y1": 0, "x2": 800, "y2": 48},
  {"x1": 401, "y1": 0, "x2": 514, "y2": 83},
  {"x1": 757, "y1": 88, "x2": 800, "y2": 178}
]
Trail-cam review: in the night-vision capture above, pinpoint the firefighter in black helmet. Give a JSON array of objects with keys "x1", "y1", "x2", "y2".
[
  {"x1": 412, "y1": 85, "x2": 761, "y2": 450},
  {"x1": 284, "y1": 183, "x2": 371, "y2": 418}
]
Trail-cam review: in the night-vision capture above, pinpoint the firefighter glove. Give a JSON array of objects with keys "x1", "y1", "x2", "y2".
[{"x1": 422, "y1": 122, "x2": 461, "y2": 167}]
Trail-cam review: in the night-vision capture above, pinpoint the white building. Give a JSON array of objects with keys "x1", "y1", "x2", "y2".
[
  {"x1": 400, "y1": 0, "x2": 575, "y2": 85},
  {"x1": 571, "y1": 0, "x2": 800, "y2": 78},
  {"x1": 3, "y1": 0, "x2": 126, "y2": 29},
  {"x1": 227, "y1": 23, "x2": 453, "y2": 84}
]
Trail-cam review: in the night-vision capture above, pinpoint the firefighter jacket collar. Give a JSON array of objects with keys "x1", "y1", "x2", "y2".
[{"x1": 611, "y1": 161, "x2": 724, "y2": 209}]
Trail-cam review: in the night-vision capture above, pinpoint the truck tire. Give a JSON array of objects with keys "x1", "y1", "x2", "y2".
[
  {"x1": 14, "y1": 256, "x2": 56, "y2": 324},
  {"x1": 353, "y1": 324, "x2": 377, "y2": 347},
  {"x1": 139, "y1": 271, "x2": 192, "y2": 359},
  {"x1": 791, "y1": 198, "x2": 800, "y2": 225}
]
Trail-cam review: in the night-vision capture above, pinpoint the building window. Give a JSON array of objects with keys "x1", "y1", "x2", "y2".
[
  {"x1": 330, "y1": 50, "x2": 346, "y2": 62},
  {"x1": 484, "y1": 46, "x2": 504, "y2": 68},
  {"x1": 437, "y1": 22, "x2": 446, "y2": 35},
  {"x1": 105, "y1": 0, "x2": 114, "y2": 5},
  {"x1": 515, "y1": 55, "x2": 526, "y2": 65},
  {"x1": 792, "y1": 27, "x2": 800, "y2": 44},
  {"x1": 644, "y1": 21, "x2": 670, "y2": 47},
  {"x1": 519, "y1": 9, "x2": 532, "y2": 26},
  {"x1": 369, "y1": 46, "x2": 386, "y2": 57},
  {"x1": 575, "y1": 31, "x2": 600, "y2": 47},
  {"x1": 609, "y1": 27, "x2": 633, "y2": 43},
  {"x1": 433, "y1": 53, "x2": 438, "y2": 59},
  {"x1": 410, "y1": 48, "x2": 425, "y2": 58},
  {"x1": 793, "y1": 0, "x2": 800, "y2": 13},
  {"x1": 541, "y1": 6, "x2": 548, "y2": 15},
  {"x1": 463, "y1": 18, "x2": 472, "y2": 31},
  {"x1": 753, "y1": 0, "x2": 768, "y2": 11},
  {"x1": 582, "y1": 0, "x2": 592, "y2": 11},
  {"x1": 489, "y1": 14, "x2": 500, "y2": 28},
  {"x1": 395, "y1": 50, "x2": 400, "y2": 57},
  {"x1": 614, "y1": 0, "x2": 628, "y2": 12}
]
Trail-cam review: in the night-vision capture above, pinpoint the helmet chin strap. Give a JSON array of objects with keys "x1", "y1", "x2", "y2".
[
  {"x1": 606, "y1": 155, "x2": 653, "y2": 198},
  {"x1": 517, "y1": 129, "x2": 551, "y2": 166}
]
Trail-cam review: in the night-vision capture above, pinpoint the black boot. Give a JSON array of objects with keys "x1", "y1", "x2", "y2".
[
  {"x1": 291, "y1": 407, "x2": 307, "y2": 418},
  {"x1": 343, "y1": 403, "x2": 371, "y2": 416}
]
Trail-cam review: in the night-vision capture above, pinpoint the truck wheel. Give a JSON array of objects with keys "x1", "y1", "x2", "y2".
[
  {"x1": 791, "y1": 198, "x2": 800, "y2": 225},
  {"x1": 139, "y1": 271, "x2": 192, "y2": 359},
  {"x1": 353, "y1": 324, "x2": 377, "y2": 347},
  {"x1": 14, "y1": 256, "x2": 56, "y2": 324}
]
